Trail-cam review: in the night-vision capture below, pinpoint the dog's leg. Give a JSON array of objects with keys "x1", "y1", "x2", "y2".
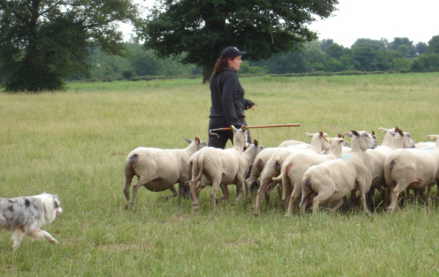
[
  {"x1": 29, "y1": 229, "x2": 59, "y2": 244},
  {"x1": 11, "y1": 230, "x2": 25, "y2": 250}
]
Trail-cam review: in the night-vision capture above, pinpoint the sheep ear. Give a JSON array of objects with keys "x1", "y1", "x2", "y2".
[
  {"x1": 338, "y1": 138, "x2": 345, "y2": 144},
  {"x1": 253, "y1": 139, "x2": 259, "y2": 146},
  {"x1": 195, "y1": 136, "x2": 200, "y2": 145},
  {"x1": 378, "y1": 127, "x2": 387, "y2": 132},
  {"x1": 371, "y1": 130, "x2": 375, "y2": 136},
  {"x1": 337, "y1": 133, "x2": 344, "y2": 138},
  {"x1": 395, "y1": 127, "x2": 404, "y2": 136},
  {"x1": 184, "y1": 138, "x2": 191, "y2": 144},
  {"x1": 351, "y1": 130, "x2": 360, "y2": 137},
  {"x1": 319, "y1": 131, "x2": 325, "y2": 137}
]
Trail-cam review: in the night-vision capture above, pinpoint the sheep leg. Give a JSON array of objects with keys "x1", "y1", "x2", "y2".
[
  {"x1": 254, "y1": 180, "x2": 272, "y2": 216},
  {"x1": 161, "y1": 186, "x2": 178, "y2": 201},
  {"x1": 388, "y1": 183, "x2": 405, "y2": 212},
  {"x1": 276, "y1": 184, "x2": 284, "y2": 208},
  {"x1": 220, "y1": 184, "x2": 230, "y2": 201},
  {"x1": 329, "y1": 199, "x2": 344, "y2": 212},
  {"x1": 128, "y1": 176, "x2": 155, "y2": 208},
  {"x1": 236, "y1": 175, "x2": 247, "y2": 201},
  {"x1": 357, "y1": 181, "x2": 372, "y2": 215},
  {"x1": 190, "y1": 180, "x2": 200, "y2": 211},
  {"x1": 414, "y1": 187, "x2": 427, "y2": 203},
  {"x1": 178, "y1": 182, "x2": 192, "y2": 199},
  {"x1": 382, "y1": 186, "x2": 391, "y2": 208},
  {"x1": 312, "y1": 188, "x2": 334, "y2": 214},
  {"x1": 123, "y1": 164, "x2": 136, "y2": 201},
  {"x1": 360, "y1": 192, "x2": 372, "y2": 215},
  {"x1": 366, "y1": 185, "x2": 376, "y2": 211},
  {"x1": 388, "y1": 179, "x2": 420, "y2": 212},
  {"x1": 282, "y1": 182, "x2": 292, "y2": 210},
  {"x1": 246, "y1": 160, "x2": 263, "y2": 193},
  {"x1": 211, "y1": 177, "x2": 222, "y2": 210},
  {"x1": 300, "y1": 182, "x2": 313, "y2": 213},
  {"x1": 285, "y1": 183, "x2": 300, "y2": 216},
  {"x1": 234, "y1": 183, "x2": 242, "y2": 201}
]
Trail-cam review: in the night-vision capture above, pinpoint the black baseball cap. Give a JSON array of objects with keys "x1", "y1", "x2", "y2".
[{"x1": 220, "y1": 46, "x2": 247, "y2": 59}]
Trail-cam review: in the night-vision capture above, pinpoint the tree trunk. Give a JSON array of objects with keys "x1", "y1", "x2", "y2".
[{"x1": 202, "y1": 64, "x2": 213, "y2": 84}]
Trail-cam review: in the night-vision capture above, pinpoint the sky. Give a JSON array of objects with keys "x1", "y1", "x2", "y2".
[
  {"x1": 124, "y1": 0, "x2": 439, "y2": 47},
  {"x1": 310, "y1": 0, "x2": 439, "y2": 47}
]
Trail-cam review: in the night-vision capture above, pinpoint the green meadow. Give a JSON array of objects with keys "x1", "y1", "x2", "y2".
[{"x1": 1, "y1": 73, "x2": 439, "y2": 276}]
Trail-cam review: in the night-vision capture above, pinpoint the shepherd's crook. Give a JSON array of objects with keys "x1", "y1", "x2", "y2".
[{"x1": 209, "y1": 123, "x2": 301, "y2": 136}]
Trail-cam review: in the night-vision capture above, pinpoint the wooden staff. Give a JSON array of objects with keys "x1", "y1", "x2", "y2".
[{"x1": 209, "y1": 123, "x2": 301, "y2": 135}]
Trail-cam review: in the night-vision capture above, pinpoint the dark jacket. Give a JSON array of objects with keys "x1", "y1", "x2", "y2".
[{"x1": 209, "y1": 68, "x2": 254, "y2": 128}]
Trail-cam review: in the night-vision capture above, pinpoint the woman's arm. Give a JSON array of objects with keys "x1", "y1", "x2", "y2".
[
  {"x1": 221, "y1": 74, "x2": 242, "y2": 128},
  {"x1": 243, "y1": 98, "x2": 255, "y2": 110}
]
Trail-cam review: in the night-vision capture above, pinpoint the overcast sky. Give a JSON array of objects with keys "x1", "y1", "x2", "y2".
[
  {"x1": 126, "y1": 0, "x2": 439, "y2": 47},
  {"x1": 310, "y1": 0, "x2": 439, "y2": 47}
]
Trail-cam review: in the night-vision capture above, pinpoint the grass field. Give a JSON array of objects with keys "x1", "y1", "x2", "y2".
[{"x1": 1, "y1": 72, "x2": 439, "y2": 276}]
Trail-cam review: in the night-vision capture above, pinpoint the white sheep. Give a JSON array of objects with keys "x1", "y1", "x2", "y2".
[
  {"x1": 246, "y1": 131, "x2": 330, "y2": 191},
  {"x1": 250, "y1": 132, "x2": 330, "y2": 215},
  {"x1": 123, "y1": 137, "x2": 205, "y2": 208},
  {"x1": 278, "y1": 132, "x2": 331, "y2": 152},
  {"x1": 384, "y1": 135, "x2": 439, "y2": 212},
  {"x1": 272, "y1": 136, "x2": 345, "y2": 216},
  {"x1": 366, "y1": 127, "x2": 415, "y2": 208},
  {"x1": 300, "y1": 130, "x2": 376, "y2": 214},
  {"x1": 189, "y1": 134, "x2": 261, "y2": 211}
]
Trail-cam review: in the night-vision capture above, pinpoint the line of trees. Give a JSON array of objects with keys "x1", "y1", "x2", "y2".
[
  {"x1": 254, "y1": 36, "x2": 439, "y2": 74},
  {"x1": 65, "y1": 35, "x2": 439, "y2": 82}
]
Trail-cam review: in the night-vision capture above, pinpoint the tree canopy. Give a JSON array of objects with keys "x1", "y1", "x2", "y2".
[
  {"x1": 0, "y1": 0, "x2": 138, "y2": 92},
  {"x1": 138, "y1": 0, "x2": 338, "y2": 82}
]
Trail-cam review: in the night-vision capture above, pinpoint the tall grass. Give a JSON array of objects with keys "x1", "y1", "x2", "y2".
[{"x1": 1, "y1": 73, "x2": 439, "y2": 276}]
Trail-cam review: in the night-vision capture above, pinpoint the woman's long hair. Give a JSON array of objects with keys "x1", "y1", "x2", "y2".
[{"x1": 210, "y1": 57, "x2": 229, "y2": 80}]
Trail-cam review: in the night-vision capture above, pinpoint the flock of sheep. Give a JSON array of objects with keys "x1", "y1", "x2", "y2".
[{"x1": 122, "y1": 126, "x2": 439, "y2": 215}]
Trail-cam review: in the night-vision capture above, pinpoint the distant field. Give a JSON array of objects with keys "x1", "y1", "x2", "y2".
[{"x1": 1, "y1": 73, "x2": 439, "y2": 276}]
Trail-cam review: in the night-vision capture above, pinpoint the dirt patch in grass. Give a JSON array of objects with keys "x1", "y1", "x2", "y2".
[
  {"x1": 98, "y1": 242, "x2": 152, "y2": 252},
  {"x1": 0, "y1": 265, "x2": 17, "y2": 275},
  {"x1": 166, "y1": 215, "x2": 190, "y2": 224},
  {"x1": 225, "y1": 239, "x2": 257, "y2": 248}
]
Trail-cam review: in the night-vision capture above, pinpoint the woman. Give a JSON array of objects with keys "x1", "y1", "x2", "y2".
[{"x1": 208, "y1": 46, "x2": 255, "y2": 148}]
